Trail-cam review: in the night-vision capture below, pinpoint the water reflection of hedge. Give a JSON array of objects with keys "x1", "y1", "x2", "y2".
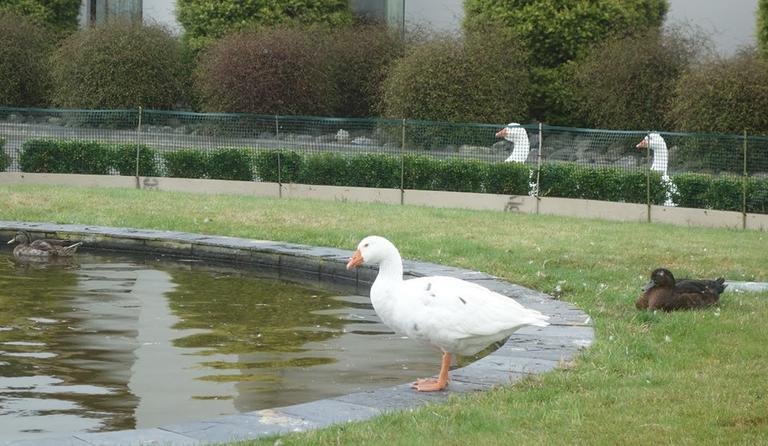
[{"x1": 165, "y1": 269, "x2": 348, "y2": 355}]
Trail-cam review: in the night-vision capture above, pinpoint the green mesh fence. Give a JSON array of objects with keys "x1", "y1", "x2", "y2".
[{"x1": 2, "y1": 107, "x2": 767, "y2": 215}]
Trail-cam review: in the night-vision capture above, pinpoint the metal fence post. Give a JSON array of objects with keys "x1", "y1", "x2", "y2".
[
  {"x1": 535, "y1": 122, "x2": 542, "y2": 215},
  {"x1": 645, "y1": 131, "x2": 651, "y2": 223},
  {"x1": 743, "y1": 129, "x2": 748, "y2": 229},
  {"x1": 135, "y1": 106, "x2": 143, "y2": 189},
  {"x1": 275, "y1": 115, "x2": 279, "y2": 139},
  {"x1": 400, "y1": 118, "x2": 405, "y2": 206},
  {"x1": 277, "y1": 150, "x2": 283, "y2": 199}
]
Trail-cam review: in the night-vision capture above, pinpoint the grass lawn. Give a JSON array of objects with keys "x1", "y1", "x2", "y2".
[{"x1": 1, "y1": 184, "x2": 767, "y2": 445}]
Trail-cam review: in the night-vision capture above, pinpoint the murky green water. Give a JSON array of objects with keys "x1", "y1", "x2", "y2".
[{"x1": 0, "y1": 251, "x2": 437, "y2": 441}]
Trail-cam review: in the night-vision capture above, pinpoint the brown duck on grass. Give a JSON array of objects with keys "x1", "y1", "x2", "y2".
[
  {"x1": 6, "y1": 231, "x2": 82, "y2": 258},
  {"x1": 636, "y1": 268, "x2": 726, "y2": 311}
]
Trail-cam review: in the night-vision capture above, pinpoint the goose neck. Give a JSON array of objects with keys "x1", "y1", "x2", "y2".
[{"x1": 375, "y1": 254, "x2": 404, "y2": 283}]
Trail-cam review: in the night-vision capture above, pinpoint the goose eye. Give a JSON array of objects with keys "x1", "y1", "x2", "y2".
[{"x1": 363, "y1": 243, "x2": 369, "y2": 248}]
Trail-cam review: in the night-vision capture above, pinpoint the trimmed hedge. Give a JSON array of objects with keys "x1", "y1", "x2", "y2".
[
  {"x1": 162, "y1": 149, "x2": 208, "y2": 179},
  {"x1": 19, "y1": 139, "x2": 159, "y2": 176},
  {"x1": 253, "y1": 150, "x2": 302, "y2": 183},
  {"x1": 673, "y1": 173, "x2": 768, "y2": 213},
  {"x1": 208, "y1": 149, "x2": 253, "y2": 181},
  {"x1": 113, "y1": 144, "x2": 159, "y2": 176},
  {"x1": 538, "y1": 162, "x2": 668, "y2": 204},
  {"x1": 163, "y1": 148, "x2": 254, "y2": 180},
  {"x1": 0, "y1": 137, "x2": 8, "y2": 171},
  {"x1": 20, "y1": 139, "x2": 112, "y2": 174}
]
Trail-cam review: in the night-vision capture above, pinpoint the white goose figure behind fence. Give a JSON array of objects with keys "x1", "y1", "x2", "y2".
[
  {"x1": 636, "y1": 132, "x2": 677, "y2": 206},
  {"x1": 495, "y1": 123, "x2": 537, "y2": 195},
  {"x1": 496, "y1": 123, "x2": 531, "y2": 163}
]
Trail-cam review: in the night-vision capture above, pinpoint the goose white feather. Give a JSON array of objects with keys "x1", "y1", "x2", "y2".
[
  {"x1": 496, "y1": 122, "x2": 531, "y2": 163},
  {"x1": 636, "y1": 133, "x2": 677, "y2": 206},
  {"x1": 346, "y1": 235, "x2": 549, "y2": 391}
]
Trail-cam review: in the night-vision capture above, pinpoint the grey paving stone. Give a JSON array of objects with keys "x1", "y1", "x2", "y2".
[
  {"x1": 450, "y1": 365, "x2": 526, "y2": 387},
  {"x1": 470, "y1": 354, "x2": 560, "y2": 374},
  {"x1": 516, "y1": 324, "x2": 595, "y2": 340},
  {"x1": 74, "y1": 428, "x2": 200, "y2": 445},
  {"x1": 162, "y1": 412, "x2": 309, "y2": 443},
  {"x1": 275, "y1": 399, "x2": 381, "y2": 426},
  {"x1": 1, "y1": 437, "x2": 91, "y2": 446}
]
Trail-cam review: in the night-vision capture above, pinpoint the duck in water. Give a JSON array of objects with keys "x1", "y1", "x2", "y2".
[{"x1": 6, "y1": 231, "x2": 82, "y2": 258}]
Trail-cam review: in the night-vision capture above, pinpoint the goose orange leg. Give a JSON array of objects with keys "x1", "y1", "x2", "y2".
[{"x1": 410, "y1": 351, "x2": 451, "y2": 392}]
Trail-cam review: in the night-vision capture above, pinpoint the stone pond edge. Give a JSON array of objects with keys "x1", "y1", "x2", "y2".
[{"x1": 0, "y1": 221, "x2": 595, "y2": 446}]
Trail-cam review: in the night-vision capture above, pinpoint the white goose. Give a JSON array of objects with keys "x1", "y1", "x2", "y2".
[
  {"x1": 636, "y1": 133, "x2": 677, "y2": 206},
  {"x1": 496, "y1": 122, "x2": 531, "y2": 163},
  {"x1": 346, "y1": 236, "x2": 550, "y2": 392}
]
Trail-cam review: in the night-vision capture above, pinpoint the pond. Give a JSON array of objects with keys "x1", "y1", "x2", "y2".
[{"x1": 0, "y1": 251, "x2": 438, "y2": 442}]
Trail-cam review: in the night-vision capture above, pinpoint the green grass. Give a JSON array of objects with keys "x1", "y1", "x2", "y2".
[{"x1": 1, "y1": 184, "x2": 767, "y2": 445}]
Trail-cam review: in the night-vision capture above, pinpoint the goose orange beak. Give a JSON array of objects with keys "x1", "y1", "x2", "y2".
[
  {"x1": 495, "y1": 127, "x2": 508, "y2": 139},
  {"x1": 346, "y1": 249, "x2": 364, "y2": 269}
]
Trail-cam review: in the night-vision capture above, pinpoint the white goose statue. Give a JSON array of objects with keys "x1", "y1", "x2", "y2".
[
  {"x1": 346, "y1": 236, "x2": 550, "y2": 392},
  {"x1": 496, "y1": 123, "x2": 537, "y2": 195},
  {"x1": 496, "y1": 123, "x2": 531, "y2": 163},
  {"x1": 636, "y1": 133, "x2": 677, "y2": 206}
]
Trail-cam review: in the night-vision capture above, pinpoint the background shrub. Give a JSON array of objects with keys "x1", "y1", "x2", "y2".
[
  {"x1": 19, "y1": 140, "x2": 112, "y2": 174},
  {"x1": 380, "y1": 32, "x2": 530, "y2": 124},
  {"x1": 463, "y1": 0, "x2": 667, "y2": 69},
  {"x1": 573, "y1": 28, "x2": 704, "y2": 130},
  {"x1": 177, "y1": 0, "x2": 353, "y2": 51},
  {"x1": 322, "y1": 24, "x2": 405, "y2": 118},
  {"x1": 0, "y1": 0, "x2": 80, "y2": 34},
  {"x1": 194, "y1": 27, "x2": 336, "y2": 116},
  {"x1": 51, "y1": 22, "x2": 188, "y2": 110},
  {"x1": 0, "y1": 12, "x2": 53, "y2": 107},
  {"x1": 113, "y1": 144, "x2": 159, "y2": 177},
  {"x1": 669, "y1": 50, "x2": 768, "y2": 135},
  {"x1": 463, "y1": 0, "x2": 668, "y2": 124},
  {"x1": 323, "y1": 24, "x2": 406, "y2": 118},
  {"x1": 759, "y1": 0, "x2": 768, "y2": 60},
  {"x1": 162, "y1": 149, "x2": 208, "y2": 179},
  {"x1": 208, "y1": 148, "x2": 254, "y2": 181}
]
